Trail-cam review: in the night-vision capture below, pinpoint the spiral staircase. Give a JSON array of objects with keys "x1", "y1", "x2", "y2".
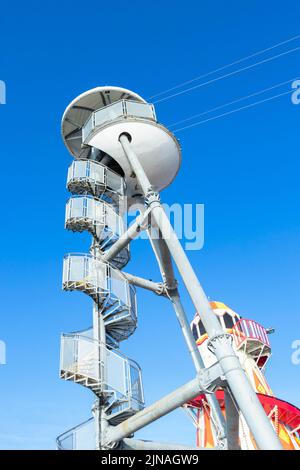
[{"x1": 58, "y1": 159, "x2": 144, "y2": 449}]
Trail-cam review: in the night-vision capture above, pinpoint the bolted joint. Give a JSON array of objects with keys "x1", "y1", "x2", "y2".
[
  {"x1": 101, "y1": 427, "x2": 116, "y2": 450},
  {"x1": 165, "y1": 284, "x2": 179, "y2": 296},
  {"x1": 155, "y1": 282, "x2": 168, "y2": 296},
  {"x1": 145, "y1": 190, "x2": 161, "y2": 207},
  {"x1": 207, "y1": 333, "x2": 233, "y2": 354},
  {"x1": 197, "y1": 362, "x2": 226, "y2": 394}
]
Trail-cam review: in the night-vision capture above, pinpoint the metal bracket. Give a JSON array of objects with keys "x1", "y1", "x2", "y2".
[
  {"x1": 145, "y1": 190, "x2": 160, "y2": 207},
  {"x1": 198, "y1": 362, "x2": 226, "y2": 394},
  {"x1": 207, "y1": 333, "x2": 233, "y2": 354}
]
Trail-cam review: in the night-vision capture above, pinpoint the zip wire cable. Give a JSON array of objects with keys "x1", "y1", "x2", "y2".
[
  {"x1": 173, "y1": 89, "x2": 294, "y2": 132},
  {"x1": 149, "y1": 33, "x2": 300, "y2": 100},
  {"x1": 168, "y1": 77, "x2": 298, "y2": 128},
  {"x1": 153, "y1": 46, "x2": 300, "y2": 104}
]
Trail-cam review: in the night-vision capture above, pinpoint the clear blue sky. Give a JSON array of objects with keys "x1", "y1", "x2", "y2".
[{"x1": 0, "y1": 0, "x2": 299, "y2": 449}]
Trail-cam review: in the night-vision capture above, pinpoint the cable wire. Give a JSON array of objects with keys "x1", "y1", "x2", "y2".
[
  {"x1": 173, "y1": 89, "x2": 293, "y2": 132},
  {"x1": 153, "y1": 46, "x2": 300, "y2": 104},
  {"x1": 149, "y1": 33, "x2": 300, "y2": 100},
  {"x1": 168, "y1": 78, "x2": 298, "y2": 128}
]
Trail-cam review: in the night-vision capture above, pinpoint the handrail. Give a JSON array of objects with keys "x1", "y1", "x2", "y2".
[
  {"x1": 63, "y1": 253, "x2": 133, "y2": 284},
  {"x1": 233, "y1": 319, "x2": 270, "y2": 348},
  {"x1": 56, "y1": 417, "x2": 94, "y2": 450},
  {"x1": 68, "y1": 157, "x2": 126, "y2": 181},
  {"x1": 82, "y1": 100, "x2": 156, "y2": 143},
  {"x1": 60, "y1": 332, "x2": 144, "y2": 405},
  {"x1": 61, "y1": 331, "x2": 142, "y2": 370}
]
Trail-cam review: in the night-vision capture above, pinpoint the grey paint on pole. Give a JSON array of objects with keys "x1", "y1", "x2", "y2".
[
  {"x1": 148, "y1": 233, "x2": 226, "y2": 443},
  {"x1": 118, "y1": 133, "x2": 282, "y2": 450},
  {"x1": 122, "y1": 271, "x2": 165, "y2": 295},
  {"x1": 106, "y1": 376, "x2": 205, "y2": 445},
  {"x1": 101, "y1": 212, "x2": 227, "y2": 442},
  {"x1": 224, "y1": 390, "x2": 240, "y2": 450},
  {"x1": 102, "y1": 209, "x2": 151, "y2": 264},
  {"x1": 121, "y1": 438, "x2": 203, "y2": 450}
]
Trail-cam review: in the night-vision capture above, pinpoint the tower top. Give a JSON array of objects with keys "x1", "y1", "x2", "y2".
[
  {"x1": 62, "y1": 86, "x2": 146, "y2": 157},
  {"x1": 61, "y1": 85, "x2": 181, "y2": 203}
]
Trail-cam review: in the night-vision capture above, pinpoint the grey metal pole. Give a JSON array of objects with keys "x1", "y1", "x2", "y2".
[
  {"x1": 92, "y1": 242, "x2": 108, "y2": 450},
  {"x1": 92, "y1": 302, "x2": 101, "y2": 450},
  {"x1": 149, "y1": 206, "x2": 281, "y2": 449},
  {"x1": 121, "y1": 438, "x2": 203, "y2": 450},
  {"x1": 119, "y1": 133, "x2": 282, "y2": 450},
  {"x1": 103, "y1": 210, "x2": 226, "y2": 442},
  {"x1": 122, "y1": 271, "x2": 165, "y2": 295},
  {"x1": 148, "y1": 232, "x2": 226, "y2": 444},
  {"x1": 224, "y1": 390, "x2": 240, "y2": 450},
  {"x1": 102, "y1": 209, "x2": 151, "y2": 264},
  {"x1": 106, "y1": 376, "x2": 204, "y2": 445},
  {"x1": 147, "y1": 229, "x2": 177, "y2": 289},
  {"x1": 171, "y1": 292, "x2": 226, "y2": 441},
  {"x1": 148, "y1": 234, "x2": 202, "y2": 369}
]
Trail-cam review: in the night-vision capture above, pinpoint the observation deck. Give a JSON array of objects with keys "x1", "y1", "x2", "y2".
[{"x1": 61, "y1": 86, "x2": 181, "y2": 206}]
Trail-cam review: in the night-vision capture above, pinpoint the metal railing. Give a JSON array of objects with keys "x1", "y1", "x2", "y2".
[
  {"x1": 60, "y1": 331, "x2": 144, "y2": 419},
  {"x1": 65, "y1": 196, "x2": 130, "y2": 268},
  {"x1": 62, "y1": 254, "x2": 137, "y2": 341},
  {"x1": 67, "y1": 159, "x2": 125, "y2": 202},
  {"x1": 56, "y1": 418, "x2": 95, "y2": 450},
  {"x1": 82, "y1": 99, "x2": 156, "y2": 142},
  {"x1": 66, "y1": 194, "x2": 120, "y2": 237},
  {"x1": 65, "y1": 195, "x2": 123, "y2": 236},
  {"x1": 233, "y1": 319, "x2": 270, "y2": 350}
]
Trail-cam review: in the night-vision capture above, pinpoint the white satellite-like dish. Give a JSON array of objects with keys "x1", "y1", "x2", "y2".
[{"x1": 61, "y1": 86, "x2": 181, "y2": 204}]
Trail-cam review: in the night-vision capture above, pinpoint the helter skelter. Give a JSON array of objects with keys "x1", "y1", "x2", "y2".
[{"x1": 56, "y1": 86, "x2": 299, "y2": 450}]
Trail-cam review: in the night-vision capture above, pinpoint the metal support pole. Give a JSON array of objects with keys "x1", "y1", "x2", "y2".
[
  {"x1": 119, "y1": 133, "x2": 282, "y2": 450},
  {"x1": 171, "y1": 292, "x2": 226, "y2": 441},
  {"x1": 148, "y1": 229, "x2": 177, "y2": 289},
  {"x1": 122, "y1": 271, "x2": 166, "y2": 295},
  {"x1": 121, "y1": 438, "x2": 203, "y2": 450},
  {"x1": 102, "y1": 208, "x2": 151, "y2": 264},
  {"x1": 147, "y1": 231, "x2": 202, "y2": 370},
  {"x1": 92, "y1": 243, "x2": 108, "y2": 450},
  {"x1": 148, "y1": 231, "x2": 226, "y2": 444},
  {"x1": 105, "y1": 375, "x2": 205, "y2": 445},
  {"x1": 224, "y1": 390, "x2": 240, "y2": 450},
  {"x1": 92, "y1": 302, "x2": 101, "y2": 450},
  {"x1": 108, "y1": 219, "x2": 226, "y2": 440}
]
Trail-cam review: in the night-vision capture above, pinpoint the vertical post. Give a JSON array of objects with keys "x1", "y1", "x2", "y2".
[
  {"x1": 119, "y1": 134, "x2": 282, "y2": 450},
  {"x1": 224, "y1": 390, "x2": 240, "y2": 450},
  {"x1": 92, "y1": 302, "x2": 101, "y2": 450},
  {"x1": 92, "y1": 241, "x2": 107, "y2": 450},
  {"x1": 148, "y1": 233, "x2": 226, "y2": 443},
  {"x1": 106, "y1": 376, "x2": 204, "y2": 444},
  {"x1": 170, "y1": 291, "x2": 226, "y2": 443}
]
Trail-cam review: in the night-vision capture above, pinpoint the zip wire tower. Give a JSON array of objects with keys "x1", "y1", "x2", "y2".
[{"x1": 56, "y1": 86, "x2": 282, "y2": 450}]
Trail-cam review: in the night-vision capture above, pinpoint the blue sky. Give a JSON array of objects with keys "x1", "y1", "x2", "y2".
[{"x1": 0, "y1": 0, "x2": 299, "y2": 449}]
